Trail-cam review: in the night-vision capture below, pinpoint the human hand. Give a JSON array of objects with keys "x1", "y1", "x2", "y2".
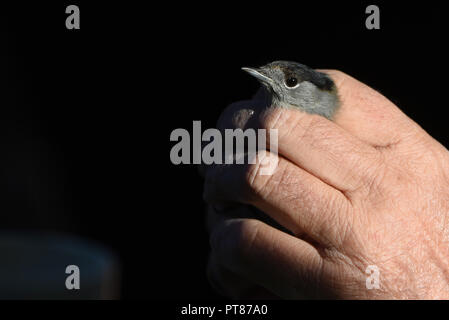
[{"x1": 202, "y1": 70, "x2": 449, "y2": 299}]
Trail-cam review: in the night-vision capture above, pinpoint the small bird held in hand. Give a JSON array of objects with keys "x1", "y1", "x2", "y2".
[{"x1": 242, "y1": 61, "x2": 340, "y2": 120}]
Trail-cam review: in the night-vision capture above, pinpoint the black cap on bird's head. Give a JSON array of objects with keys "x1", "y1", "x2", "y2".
[{"x1": 242, "y1": 61, "x2": 339, "y2": 119}]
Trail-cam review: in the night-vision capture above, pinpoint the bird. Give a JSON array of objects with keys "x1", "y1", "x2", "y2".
[
  {"x1": 206, "y1": 61, "x2": 340, "y2": 233},
  {"x1": 233, "y1": 61, "x2": 341, "y2": 234},
  {"x1": 242, "y1": 61, "x2": 340, "y2": 120}
]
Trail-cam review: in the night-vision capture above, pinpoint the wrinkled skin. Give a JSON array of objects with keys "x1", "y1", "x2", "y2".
[{"x1": 201, "y1": 70, "x2": 449, "y2": 299}]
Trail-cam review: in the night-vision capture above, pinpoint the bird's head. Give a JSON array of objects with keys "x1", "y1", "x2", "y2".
[{"x1": 242, "y1": 61, "x2": 339, "y2": 119}]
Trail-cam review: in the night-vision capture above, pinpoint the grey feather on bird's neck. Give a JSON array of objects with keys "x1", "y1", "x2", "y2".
[{"x1": 266, "y1": 80, "x2": 339, "y2": 120}]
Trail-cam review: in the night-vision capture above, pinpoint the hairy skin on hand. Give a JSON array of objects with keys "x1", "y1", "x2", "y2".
[{"x1": 202, "y1": 70, "x2": 449, "y2": 299}]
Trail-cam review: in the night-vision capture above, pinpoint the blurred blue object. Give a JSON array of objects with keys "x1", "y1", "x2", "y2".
[{"x1": 0, "y1": 231, "x2": 121, "y2": 299}]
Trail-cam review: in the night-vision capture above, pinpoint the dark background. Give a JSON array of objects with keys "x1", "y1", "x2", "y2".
[{"x1": 0, "y1": 2, "x2": 446, "y2": 299}]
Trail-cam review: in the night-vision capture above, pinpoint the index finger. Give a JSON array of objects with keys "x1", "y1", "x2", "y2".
[{"x1": 257, "y1": 107, "x2": 382, "y2": 195}]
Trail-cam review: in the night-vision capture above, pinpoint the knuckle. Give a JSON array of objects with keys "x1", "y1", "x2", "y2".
[
  {"x1": 230, "y1": 219, "x2": 263, "y2": 258},
  {"x1": 244, "y1": 160, "x2": 264, "y2": 191},
  {"x1": 243, "y1": 152, "x2": 278, "y2": 199}
]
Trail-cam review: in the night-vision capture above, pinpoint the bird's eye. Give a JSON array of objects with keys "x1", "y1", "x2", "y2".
[{"x1": 285, "y1": 77, "x2": 298, "y2": 88}]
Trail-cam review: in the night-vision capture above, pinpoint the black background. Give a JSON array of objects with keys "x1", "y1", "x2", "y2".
[{"x1": 0, "y1": 2, "x2": 447, "y2": 299}]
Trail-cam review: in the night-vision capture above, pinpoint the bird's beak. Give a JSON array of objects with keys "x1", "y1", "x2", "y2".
[{"x1": 241, "y1": 67, "x2": 273, "y2": 84}]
